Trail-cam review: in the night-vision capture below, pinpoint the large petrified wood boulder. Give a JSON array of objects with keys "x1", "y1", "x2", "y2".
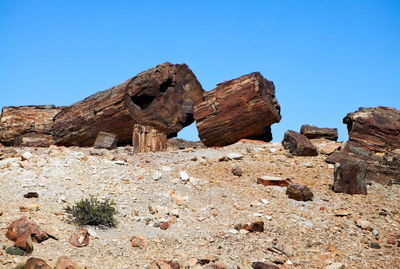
[
  {"x1": 53, "y1": 62, "x2": 203, "y2": 146},
  {"x1": 194, "y1": 72, "x2": 281, "y2": 147},
  {"x1": 333, "y1": 159, "x2": 368, "y2": 195},
  {"x1": 282, "y1": 130, "x2": 318, "y2": 156},
  {"x1": 326, "y1": 106, "x2": 400, "y2": 185},
  {"x1": 132, "y1": 124, "x2": 167, "y2": 153},
  {"x1": 0, "y1": 105, "x2": 63, "y2": 146},
  {"x1": 300, "y1": 124, "x2": 338, "y2": 141},
  {"x1": 343, "y1": 106, "x2": 400, "y2": 152}
]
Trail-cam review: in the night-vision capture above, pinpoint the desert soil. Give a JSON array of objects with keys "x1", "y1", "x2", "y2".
[{"x1": 0, "y1": 141, "x2": 399, "y2": 268}]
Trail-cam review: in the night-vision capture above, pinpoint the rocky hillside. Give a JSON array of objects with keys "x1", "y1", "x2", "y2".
[{"x1": 0, "y1": 140, "x2": 399, "y2": 268}]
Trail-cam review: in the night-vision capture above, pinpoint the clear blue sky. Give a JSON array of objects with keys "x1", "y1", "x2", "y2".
[{"x1": 1, "y1": 1, "x2": 399, "y2": 142}]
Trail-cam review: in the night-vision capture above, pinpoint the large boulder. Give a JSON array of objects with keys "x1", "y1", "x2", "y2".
[{"x1": 300, "y1": 124, "x2": 338, "y2": 141}]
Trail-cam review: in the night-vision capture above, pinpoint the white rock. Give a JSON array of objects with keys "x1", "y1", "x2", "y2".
[
  {"x1": 114, "y1": 160, "x2": 127, "y2": 165},
  {"x1": 179, "y1": 171, "x2": 190, "y2": 182},
  {"x1": 228, "y1": 229, "x2": 238, "y2": 234},
  {"x1": 304, "y1": 162, "x2": 313, "y2": 168},
  {"x1": 325, "y1": 262, "x2": 345, "y2": 269},
  {"x1": 239, "y1": 229, "x2": 249, "y2": 235},
  {"x1": 252, "y1": 213, "x2": 263, "y2": 217},
  {"x1": 161, "y1": 166, "x2": 172, "y2": 172},
  {"x1": 328, "y1": 164, "x2": 335, "y2": 169},
  {"x1": 226, "y1": 152, "x2": 243, "y2": 160},
  {"x1": 265, "y1": 215, "x2": 273, "y2": 221},
  {"x1": 260, "y1": 199, "x2": 270, "y2": 204},
  {"x1": 152, "y1": 171, "x2": 163, "y2": 181},
  {"x1": 21, "y1": 152, "x2": 33, "y2": 161},
  {"x1": 269, "y1": 148, "x2": 277, "y2": 153}
]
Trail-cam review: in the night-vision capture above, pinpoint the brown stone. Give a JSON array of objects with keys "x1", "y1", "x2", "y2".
[
  {"x1": 6, "y1": 217, "x2": 50, "y2": 244},
  {"x1": 132, "y1": 124, "x2": 167, "y2": 153},
  {"x1": 231, "y1": 166, "x2": 243, "y2": 176},
  {"x1": 68, "y1": 228, "x2": 90, "y2": 247},
  {"x1": 23, "y1": 192, "x2": 39, "y2": 199},
  {"x1": 333, "y1": 159, "x2": 367, "y2": 195},
  {"x1": 252, "y1": 262, "x2": 280, "y2": 269},
  {"x1": 0, "y1": 105, "x2": 63, "y2": 146},
  {"x1": 53, "y1": 62, "x2": 203, "y2": 146},
  {"x1": 23, "y1": 257, "x2": 52, "y2": 269},
  {"x1": 235, "y1": 221, "x2": 264, "y2": 232},
  {"x1": 286, "y1": 184, "x2": 314, "y2": 201},
  {"x1": 159, "y1": 221, "x2": 170, "y2": 230},
  {"x1": 149, "y1": 260, "x2": 180, "y2": 269},
  {"x1": 55, "y1": 256, "x2": 80, "y2": 269},
  {"x1": 257, "y1": 176, "x2": 291, "y2": 187},
  {"x1": 14, "y1": 233, "x2": 33, "y2": 252},
  {"x1": 300, "y1": 124, "x2": 338, "y2": 141},
  {"x1": 194, "y1": 72, "x2": 281, "y2": 147},
  {"x1": 282, "y1": 130, "x2": 318, "y2": 156},
  {"x1": 131, "y1": 235, "x2": 146, "y2": 247},
  {"x1": 94, "y1": 131, "x2": 118, "y2": 149}
]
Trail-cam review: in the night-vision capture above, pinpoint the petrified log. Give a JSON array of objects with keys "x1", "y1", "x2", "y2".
[
  {"x1": 0, "y1": 105, "x2": 63, "y2": 146},
  {"x1": 53, "y1": 62, "x2": 203, "y2": 146},
  {"x1": 343, "y1": 106, "x2": 400, "y2": 152},
  {"x1": 333, "y1": 159, "x2": 367, "y2": 195},
  {"x1": 94, "y1": 131, "x2": 117, "y2": 149},
  {"x1": 194, "y1": 72, "x2": 281, "y2": 147},
  {"x1": 300, "y1": 124, "x2": 338, "y2": 141},
  {"x1": 282, "y1": 130, "x2": 318, "y2": 156},
  {"x1": 132, "y1": 124, "x2": 167, "y2": 153}
]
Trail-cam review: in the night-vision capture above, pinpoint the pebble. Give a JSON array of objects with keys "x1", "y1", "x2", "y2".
[
  {"x1": 325, "y1": 262, "x2": 346, "y2": 269},
  {"x1": 304, "y1": 162, "x2": 313, "y2": 168},
  {"x1": 179, "y1": 171, "x2": 190, "y2": 182},
  {"x1": 226, "y1": 152, "x2": 243, "y2": 160},
  {"x1": 21, "y1": 152, "x2": 33, "y2": 161},
  {"x1": 231, "y1": 166, "x2": 243, "y2": 176},
  {"x1": 369, "y1": 242, "x2": 381, "y2": 249},
  {"x1": 152, "y1": 171, "x2": 162, "y2": 181}
]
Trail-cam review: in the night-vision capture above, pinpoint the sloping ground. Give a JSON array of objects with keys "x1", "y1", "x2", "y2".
[{"x1": 0, "y1": 141, "x2": 399, "y2": 268}]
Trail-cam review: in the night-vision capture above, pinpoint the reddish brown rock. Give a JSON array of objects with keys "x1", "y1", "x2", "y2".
[
  {"x1": 14, "y1": 233, "x2": 33, "y2": 252},
  {"x1": 343, "y1": 106, "x2": 400, "y2": 153},
  {"x1": 55, "y1": 256, "x2": 80, "y2": 269},
  {"x1": 23, "y1": 257, "x2": 52, "y2": 269},
  {"x1": 286, "y1": 184, "x2": 314, "y2": 201},
  {"x1": 235, "y1": 221, "x2": 265, "y2": 232},
  {"x1": 132, "y1": 124, "x2": 167, "y2": 153},
  {"x1": 333, "y1": 159, "x2": 368, "y2": 195},
  {"x1": 68, "y1": 228, "x2": 90, "y2": 247},
  {"x1": 300, "y1": 124, "x2": 338, "y2": 141},
  {"x1": 257, "y1": 176, "x2": 291, "y2": 187},
  {"x1": 282, "y1": 130, "x2": 318, "y2": 156},
  {"x1": 0, "y1": 105, "x2": 63, "y2": 146},
  {"x1": 159, "y1": 221, "x2": 170, "y2": 230},
  {"x1": 131, "y1": 235, "x2": 146, "y2": 247},
  {"x1": 53, "y1": 62, "x2": 203, "y2": 146},
  {"x1": 194, "y1": 72, "x2": 281, "y2": 147},
  {"x1": 252, "y1": 262, "x2": 280, "y2": 269},
  {"x1": 6, "y1": 217, "x2": 50, "y2": 244}
]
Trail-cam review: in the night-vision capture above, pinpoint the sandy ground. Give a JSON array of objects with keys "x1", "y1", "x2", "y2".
[{"x1": 0, "y1": 141, "x2": 399, "y2": 268}]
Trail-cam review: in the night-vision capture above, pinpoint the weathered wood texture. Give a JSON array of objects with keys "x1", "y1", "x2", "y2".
[
  {"x1": 194, "y1": 72, "x2": 281, "y2": 147},
  {"x1": 326, "y1": 106, "x2": 400, "y2": 185},
  {"x1": 333, "y1": 159, "x2": 368, "y2": 195},
  {"x1": 343, "y1": 106, "x2": 400, "y2": 152},
  {"x1": 282, "y1": 130, "x2": 318, "y2": 156},
  {"x1": 0, "y1": 105, "x2": 63, "y2": 146},
  {"x1": 53, "y1": 62, "x2": 203, "y2": 146},
  {"x1": 94, "y1": 131, "x2": 117, "y2": 149},
  {"x1": 300, "y1": 124, "x2": 338, "y2": 141},
  {"x1": 132, "y1": 124, "x2": 167, "y2": 153}
]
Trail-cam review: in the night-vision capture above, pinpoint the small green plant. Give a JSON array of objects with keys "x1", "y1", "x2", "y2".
[{"x1": 65, "y1": 196, "x2": 117, "y2": 228}]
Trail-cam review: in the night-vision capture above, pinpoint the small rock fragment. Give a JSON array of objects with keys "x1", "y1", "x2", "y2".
[
  {"x1": 153, "y1": 171, "x2": 163, "y2": 181},
  {"x1": 369, "y1": 242, "x2": 381, "y2": 249},
  {"x1": 21, "y1": 152, "x2": 33, "y2": 161},
  {"x1": 325, "y1": 262, "x2": 346, "y2": 269},
  {"x1": 179, "y1": 171, "x2": 190, "y2": 182},
  {"x1": 198, "y1": 254, "x2": 218, "y2": 264},
  {"x1": 131, "y1": 235, "x2": 146, "y2": 247},
  {"x1": 251, "y1": 262, "x2": 280, "y2": 269},
  {"x1": 55, "y1": 256, "x2": 80, "y2": 269},
  {"x1": 22, "y1": 257, "x2": 52, "y2": 269},
  {"x1": 159, "y1": 221, "x2": 170, "y2": 230},
  {"x1": 69, "y1": 228, "x2": 90, "y2": 247},
  {"x1": 286, "y1": 184, "x2": 314, "y2": 201},
  {"x1": 19, "y1": 204, "x2": 40, "y2": 212},
  {"x1": 235, "y1": 221, "x2": 264, "y2": 232},
  {"x1": 226, "y1": 152, "x2": 243, "y2": 160},
  {"x1": 355, "y1": 219, "x2": 373, "y2": 231},
  {"x1": 257, "y1": 176, "x2": 290, "y2": 187},
  {"x1": 231, "y1": 166, "x2": 243, "y2": 176},
  {"x1": 23, "y1": 192, "x2": 39, "y2": 198}
]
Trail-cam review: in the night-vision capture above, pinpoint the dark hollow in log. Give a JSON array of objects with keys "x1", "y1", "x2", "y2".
[
  {"x1": 194, "y1": 72, "x2": 281, "y2": 147},
  {"x1": 132, "y1": 124, "x2": 167, "y2": 153},
  {"x1": 53, "y1": 62, "x2": 204, "y2": 146},
  {"x1": 0, "y1": 105, "x2": 63, "y2": 147}
]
